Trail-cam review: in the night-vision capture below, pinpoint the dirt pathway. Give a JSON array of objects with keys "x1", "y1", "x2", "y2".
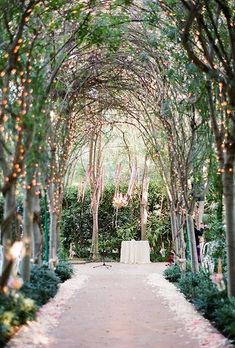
[{"x1": 7, "y1": 263, "x2": 232, "y2": 348}]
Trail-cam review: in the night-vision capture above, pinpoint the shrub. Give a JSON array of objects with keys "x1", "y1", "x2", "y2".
[
  {"x1": 55, "y1": 261, "x2": 74, "y2": 282},
  {"x1": 164, "y1": 264, "x2": 181, "y2": 283},
  {"x1": 20, "y1": 265, "x2": 61, "y2": 306},
  {"x1": 0, "y1": 293, "x2": 37, "y2": 346},
  {"x1": 212, "y1": 298, "x2": 235, "y2": 340},
  {"x1": 172, "y1": 269, "x2": 235, "y2": 343},
  {"x1": 177, "y1": 272, "x2": 205, "y2": 300},
  {"x1": 192, "y1": 276, "x2": 227, "y2": 319}
]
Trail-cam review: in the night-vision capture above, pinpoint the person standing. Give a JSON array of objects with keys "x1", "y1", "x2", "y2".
[{"x1": 194, "y1": 222, "x2": 204, "y2": 262}]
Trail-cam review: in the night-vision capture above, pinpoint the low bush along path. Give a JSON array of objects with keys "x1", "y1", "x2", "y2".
[{"x1": 7, "y1": 263, "x2": 233, "y2": 348}]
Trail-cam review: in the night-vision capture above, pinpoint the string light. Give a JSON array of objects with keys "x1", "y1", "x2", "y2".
[{"x1": 218, "y1": 81, "x2": 223, "y2": 91}]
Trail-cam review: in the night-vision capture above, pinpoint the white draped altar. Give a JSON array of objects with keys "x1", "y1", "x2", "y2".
[{"x1": 120, "y1": 240, "x2": 151, "y2": 264}]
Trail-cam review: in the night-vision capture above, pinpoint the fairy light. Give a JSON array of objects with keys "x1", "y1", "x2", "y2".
[
  {"x1": 13, "y1": 46, "x2": 20, "y2": 54},
  {"x1": 32, "y1": 179, "x2": 37, "y2": 186}
]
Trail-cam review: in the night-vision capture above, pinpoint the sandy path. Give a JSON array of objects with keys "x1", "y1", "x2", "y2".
[{"x1": 7, "y1": 263, "x2": 233, "y2": 348}]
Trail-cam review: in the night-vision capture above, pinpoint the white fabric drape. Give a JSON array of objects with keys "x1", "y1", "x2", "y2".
[{"x1": 120, "y1": 240, "x2": 150, "y2": 264}]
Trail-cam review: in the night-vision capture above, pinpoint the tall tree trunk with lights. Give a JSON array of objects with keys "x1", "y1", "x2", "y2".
[
  {"x1": 1, "y1": 183, "x2": 16, "y2": 269},
  {"x1": 222, "y1": 145, "x2": 235, "y2": 296},
  {"x1": 21, "y1": 186, "x2": 34, "y2": 282},
  {"x1": 48, "y1": 183, "x2": 58, "y2": 268},
  {"x1": 32, "y1": 190, "x2": 43, "y2": 265}
]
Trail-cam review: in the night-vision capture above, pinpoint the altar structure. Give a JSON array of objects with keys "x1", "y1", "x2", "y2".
[{"x1": 120, "y1": 240, "x2": 151, "y2": 264}]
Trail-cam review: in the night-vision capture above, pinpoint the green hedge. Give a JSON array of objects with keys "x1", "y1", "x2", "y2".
[
  {"x1": 164, "y1": 266, "x2": 235, "y2": 342},
  {"x1": 55, "y1": 261, "x2": 74, "y2": 282},
  {"x1": 0, "y1": 261, "x2": 73, "y2": 346},
  {"x1": 164, "y1": 264, "x2": 181, "y2": 283},
  {"x1": 60, "y1": 182, "x2": 171, "y2": 260},
  {"x1": 20, "y1": 265, "x2": 61, "y2": 306}
]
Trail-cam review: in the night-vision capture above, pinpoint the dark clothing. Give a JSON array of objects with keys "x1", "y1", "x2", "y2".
[
  {"x1": 194, "y1": 226, "x2": 204, "y2": 245},
  {"x1": 194, "y1": 226, "x2": 204, "y2": 262}
]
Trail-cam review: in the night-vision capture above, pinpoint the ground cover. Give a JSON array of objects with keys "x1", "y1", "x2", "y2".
[
  {"x1": 0, "y1": 261, "x2": 73, "y2": 347},
  {"x1": 164, "y1": 265, "x2": 235, "y2": 344}
]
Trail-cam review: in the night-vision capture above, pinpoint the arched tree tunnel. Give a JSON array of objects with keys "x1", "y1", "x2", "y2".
[{"x1": 0, "y1": 0, "x2": 235, "y2": 305}]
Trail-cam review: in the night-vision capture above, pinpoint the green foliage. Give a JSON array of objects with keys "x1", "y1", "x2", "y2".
[
  {"x1": 0, "y1": 293, "x2": 37, "y2": 346},
  {"x1": 60, "y1": 182, "x2": 171, "y2": 260},
  {"x1": 202, "y1": 160, "x2": 226, "y2": 270},
  {"x1": 193, "y1": 279, "x2": 227, "y2": 320},
  {"x1": 166, "y1": 269, "x2": 235, "y2": 342},
  {"x1": 20, "y1": 265, "x2": 60, "y2": 306},
  {"x1": 147, "y1": 194, "x2": 171, "y2": 261},
  {"x1": 87, "y1": 12, "x2": 129, "y2": 51},
  {"x1": 164, "y1": 264, "x2": 181, "y2": 283},
  {"x1": 177, "y1": 272, "x2": 207, "y2": 301},
  {"x1": 0, "y1": 262, "x2": 65, "y2": 346},
  {"x1": 116, "y1": 221, "x2": 138, "y2": 241},
  {"x1": 60, "y1": 187, "x2": 93, "y2": 258},
  {"x1": 213, "y1": 298, "x2": 235, "y2": 339},
  {"x1": 55, "y1": 261, "x2": 74, "y2": 282}
]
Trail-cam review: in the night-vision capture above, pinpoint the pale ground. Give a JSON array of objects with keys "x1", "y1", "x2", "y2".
[{"x1": 7, "y1": 263, "x2": 234, "y2": 348}]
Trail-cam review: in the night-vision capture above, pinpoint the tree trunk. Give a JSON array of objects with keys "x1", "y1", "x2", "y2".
[
  {"x1": 21, "y1": 188, "x2": 34, "y2": 282},
  {"x1": 1, "y1": 183, "x2": 16, "y2": 270},
  {"x1": 43, "y1": 190, "x2": 49, "y2": 262},
  {"x1": 91, "y1": 201, "x2": 99, "y2": 261},
  {"x1": 170, "y1": 206, "x2": 179, "y2": 257},
  {"x1": 186, "y1": 214, "x2": 199, "y2": 273},
  {"x1": 176, "y1": 212, "x2": 186, "y2": 271},
  {"x1": 32, "y1": 193, "x2": 42, "y2": 265},
  {"x1": 47, "y1": 184, "x2": 58, "y2": 268},
  {"x1": 223, "y1": 165, "x2": 235, "y2": 296},
  {"x1": 141, "y1": 158, "x2": 150, "y2": 240},
  {"x1": 49, "y1": 210, "x2": 58, "y2": 268},
  {"x1": 89, "y1": 130, "x2": 103, "y2": 262},
  {"x1": 197, "y1": 200, "x2": 205, "y2": 226}
]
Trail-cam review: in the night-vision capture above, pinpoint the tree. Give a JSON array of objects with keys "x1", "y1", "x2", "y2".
[
  {"x1": 140, "y1": 156, "x2": 150, "y2": 240},
  {"x1": 154, "y1": 0, "x2": 235, "y2": 296}
]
